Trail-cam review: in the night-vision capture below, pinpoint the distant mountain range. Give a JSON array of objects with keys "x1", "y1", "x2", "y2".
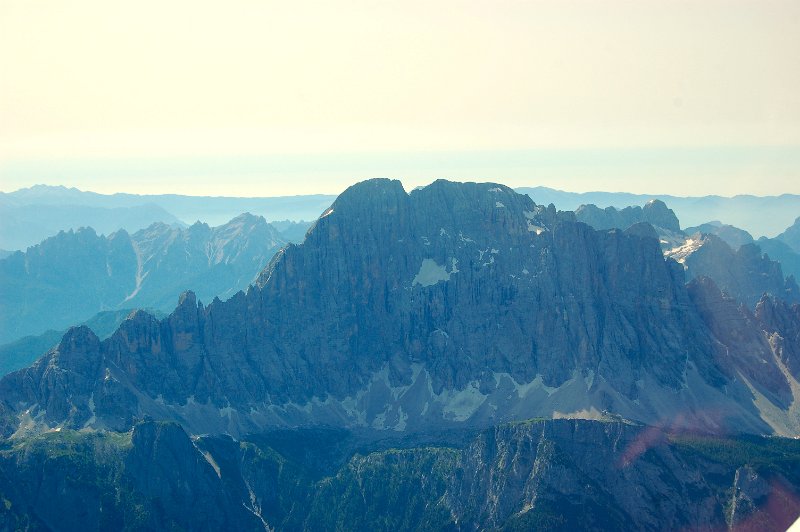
[
  {"x1": 0, "y1": 185, "x2": 333, "y2": 250},
  {"x1": 0, "y1": 213, "x2": 286, "y2": 344},
  {"x1": 3, "y1": 184, "x2": 799, "y2": 251},
  {"x1": 0, "y1": 201, "x2": 185, "y2": 252},
  {"x1": 518, "y1": 186, "x2": 800, "y2": 238},
  {"x1": 1, "y1": 179, "x2": 799, "y2": 530}
]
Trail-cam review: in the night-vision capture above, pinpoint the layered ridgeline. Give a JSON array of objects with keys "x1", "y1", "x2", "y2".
[
  {"x1": 0, "y1": 184, "x2": 334, "y2": 250},
  {"x1": 0, "y1": 213, "x2": 286, "y2": 344},
  {"x1": 575, "y1": 201, "x2": 800, "y2": 309},
  {"x1": 0, "y1": 200, "x2": 185, "y2": 253},
  {"x1": 0, "y1": 308, "x2": 167, "y2": 377},
  {"x1": 575, "y1": 199, "x2": 681, "y2": 234},
  {"x1": 667, "y1": 236, "x2": 800, "y2": 309},
  {"x1": 517, "y1": 186, "x2": 800, "y2": 238},
  {"x1": 1, "y1": 179, "x2": 799, "y2": 440},
  {"x1": 663, "y1": 217, "x2": 800, "y2": 310},
  {"x1": 777, "y1": 216, "x2": 800, "y2": 253}
]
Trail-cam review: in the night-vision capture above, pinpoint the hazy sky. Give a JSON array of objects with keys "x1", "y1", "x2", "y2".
[{"x1": 1, "y1": 0, "x2": 799, "y2": 196}]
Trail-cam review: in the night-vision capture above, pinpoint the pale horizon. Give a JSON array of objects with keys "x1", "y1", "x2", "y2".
[{"x1": 2, "y1": 0, "x2": 800, "y2": 196}]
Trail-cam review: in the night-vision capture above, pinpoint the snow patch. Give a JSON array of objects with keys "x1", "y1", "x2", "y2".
[
  {"x1": 394, "y1": 407, "x2": 408, "y2": 431},
  {"x1": 450, "y1": 257, "x2": 459, "y2": 274},
  {"x1": 202, "y1": 451, "x2": 222, "y2": 478},
  {"x1": 665, "y1": 237, "x2": 704, "y2": 265},
  {"x1": 495, "y1": 202, "x2": 505, "y2": 208},
  {"x1": 459, "y1": 232, "x2": 474, "y2": 244},
  {"x1": 413, "y1": 259, "x2": 454, "y2": 286},
  {"x1": 372, "y1": 410, "x2": 387, "y2": 429},
  {"x1": 527, "y1": 220, "x2": 545, "y2": 234},
  {"x1": 83, "y1": 394, "x2": 96, "y2": 429},
  {"x1": 553, "y1": 406, "x2": 606, "y2": 421}
]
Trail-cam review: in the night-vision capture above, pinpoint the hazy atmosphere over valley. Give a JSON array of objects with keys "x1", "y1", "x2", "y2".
[{"x1": 1, "y1": 1, "x2": 800, "y2": 530}]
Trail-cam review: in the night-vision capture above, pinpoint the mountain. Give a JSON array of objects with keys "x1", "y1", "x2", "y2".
[
  {"x1": 0, "y1": 213, "x2": 286, "y2": 344},
  {"x1": 664, "y1": 236, "x2": 800, "y2": 309},
  {"x1": 6, "y1": 184, "x2": 799, "y2": 249},
  {"x1": 517, "y1": 186, "x2": 800, "y2": 238},
  {"x1": 574, "y1": 199, "x2": 685, "y2": 249},
  {"x1": 269, "y1": 220, "x2": 315, "y2": 243},
  {"x1": 2, "y1": 179, "x2": 800, "y2": 530},
  {"x1": 1, "y1": 179, "x2": 798, "y2": 440},
  {"x1": 757, "y1": 237, "x2": 800, "y2": 282},
  {"x1": 0, "y1": 308, "x2": 166, "y2": 377},
  {"x1": 1, "y1": 185, "x2": 336, "y2": 239},
  {"x1": 777, "y1": 216, "x2": 800, "y2": 253},
  {"x1": 1, "y1": 419, "x2": 798, "y2": 531},
  {"x1": 0, "y1": 201, "x2": 184, "y2": 252},
  {"x1": 574, "y1": 199, "x2": 680, "y2": 233},
  {"x1": 670, "y1": 218, "x2": 800, "y2": 294},
  {"x1": 570, "y1": 202, "x2": 800, "y2": 310},
  {"x1": 684, "y1": 221, "x2": 755, "y2": 249}
]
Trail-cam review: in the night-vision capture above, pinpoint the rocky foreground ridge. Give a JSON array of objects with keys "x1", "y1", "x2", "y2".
[
  {"x1": 1, "y1": 419, "x2": 798, "y2": 531},
  {"x1": 1, "y1": 179, "x2": 798, "y2": 439}
]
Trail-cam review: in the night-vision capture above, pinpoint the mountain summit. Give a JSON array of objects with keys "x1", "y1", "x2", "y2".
[{"x1": 1, "y1": 179, "x2": 798, "y2": 439}]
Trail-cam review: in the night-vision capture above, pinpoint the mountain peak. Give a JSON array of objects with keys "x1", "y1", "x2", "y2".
[
  {"x1": 57, "y1": 325, "x2": 100, "y2": 353},
  {"x1": 328, "y1": 178, "x2": 408, "y2": 215},
  {"x1": 228, "y1": 212, "x2": 266, "y2": 224},
  {"x1": 177, "y1": 290, "x2": 197, "y2": 309}
]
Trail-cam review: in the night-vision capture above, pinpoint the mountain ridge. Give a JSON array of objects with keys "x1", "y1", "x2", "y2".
[
  {"x1": 1, "y1": 179, "x2": 797, "y2": 439},
  {"x1": 0, "y1": 213, "x2": 286, "y2": 344}
]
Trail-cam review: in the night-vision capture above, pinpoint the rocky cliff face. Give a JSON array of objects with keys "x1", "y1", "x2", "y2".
[
  {"x1": 756, "y1": 295, "x2": 800, "y2": 381},
  {"x1": 2, "y1": 419, "x2": 798, "y2": 531},
  {"x1": 0, "y1": 213, "x2": 286, "y2": 344},
  {"x1": 0, "y1": 421, "x2": 264, "y2": 531},
  {"x1": 1, "y1": 179, "x2": 798, "y2": 438}
]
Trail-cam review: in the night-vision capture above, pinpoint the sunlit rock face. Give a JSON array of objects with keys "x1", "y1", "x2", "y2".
[{"x1": 1, "y1": 179, "x2": 799, "y2": 439}]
